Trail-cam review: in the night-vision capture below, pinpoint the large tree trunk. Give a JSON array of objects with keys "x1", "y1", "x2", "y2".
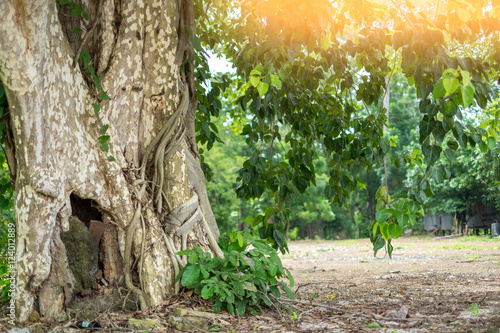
[{"x1": 0, "y1": 0, "x2": 221, "y2": 322}]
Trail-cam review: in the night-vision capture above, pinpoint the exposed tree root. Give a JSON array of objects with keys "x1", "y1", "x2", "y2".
[
  {"x1": 120, "y1": 84, "x2": 224, "y2": 310},
  {"x1": 123, "y1": 203, "x2": 147, "y2": 310}
]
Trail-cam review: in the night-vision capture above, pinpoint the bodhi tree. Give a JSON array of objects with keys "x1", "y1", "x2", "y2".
[
  {"x1": 0, "y1": 0, "x2": 499, "y2": 322},
  {"x1": 1, "y1": 0, "x2": 224, "y2": 321}
]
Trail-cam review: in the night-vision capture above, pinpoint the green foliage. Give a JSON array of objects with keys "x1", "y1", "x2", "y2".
[
  {"x1": 0, "y1": 154, "x2": 13, "y2": 305},
  {"x1": 0, "y1": 80, "x2": 15, "y2": 306},
  {"x1": 425, "y1": 96, "x2": 500, "y2": 214},
  {"x1": 469, "y1": 303, "x2": 479, "y2": 316},
  {"x1": 0, "y1": 85, "x2": 14, "y2": 217},
  {"x1": 193, "y1": 0, "x2": 500, "y2": 253},
  {"x1": 288, "y1": 227, "x2": 299, "y2": 241},
  {"x1": 177, "y1": 230, "x2": 294, "y2": 316}
]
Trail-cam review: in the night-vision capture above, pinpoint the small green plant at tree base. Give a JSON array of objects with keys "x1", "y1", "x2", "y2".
[
  {"x1": 469, "y1": 303, "x2": 479, "y2": 316},
  {"x1": 177, "y1": 230, "x2": 294, "y2": 316},
  {"x1": 365, "y1": 322, "x2": 381, "y2": 328},
  {"x1": 290, "y1": 312, "x2": 298, "y2": 321}
]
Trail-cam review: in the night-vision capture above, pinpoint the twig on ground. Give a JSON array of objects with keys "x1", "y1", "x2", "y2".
[
  {"x1": 297, "y1": 307, "x2": 316, "y2": 322},
  {"x1": 277, "y1": 297, "x2": 372, "y2": 319},
  {"x1": 294, "y1": 281, "x2": 339, "y2": 294}
]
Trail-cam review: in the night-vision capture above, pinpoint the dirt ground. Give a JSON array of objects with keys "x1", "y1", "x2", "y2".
[
  {"x1": 4, "y1": 236, "x2": 500, "y2": 333},
  {"x1": 273, "y1": 236, "x2": 500, "y2": 333}
]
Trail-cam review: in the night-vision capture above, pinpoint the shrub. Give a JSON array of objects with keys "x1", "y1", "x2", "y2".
[
  {"x1": 288, "y1": 227, "x2": 299, "y2": 240},
  {"x1": 177, "y1": 230, "x2": 294, "y2": 315}
]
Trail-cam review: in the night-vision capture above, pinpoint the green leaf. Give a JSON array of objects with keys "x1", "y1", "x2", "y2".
[
  {"x1": 419, "y1": 117, "x2": 436, "y2": 144},
  {"x1": 397, "y1": 214, "x2": 409, "y2": 228},
  {"x1": 98, "y1": 135, "x2": 110, "y2": 144},
  {"x1": 181, "y1": 264, "x2": 201, "y2": 286},
  {"x1": 237, "y1": 232, "x2": 244, "y2": 248},
  {"x1": 365, "y1": 322, "x2": 381, "y2": 328},
  {"x1": 380, "y1": 223, "x2": 390, "y2": 240},
  {"x1": 201, "y1": 122, "x2": 211, "y2": 137},
  {"x1": 100, "y1": 91, "x2": 110, "y2": 100},
  {"x1": 422, "y1": 144, "x2": 441, "y2": 165},
  {"x1": 433, "y1": 80, "x2": 446, "y2": 99},
  {"x1": 201, "y1": 284, "x2": 215, "y2": 299},
  {"x1": 93, "y1": 102, "x2": 100, "y2": 115},
  {"x1": 236, "y1": 300, "x2": 246, "y2": 316},
  {"x1": 188, "y1": 253, "x2": 199, "y2": 264},
  {"x1": 100, "y1": 142, "x2": 109, "y2": 153},
  {"x1": 250, "y1": 65, "x2": 264, "y2": 75},
  {"x1": 79, "y1": 51, "x2": 91, "y2": 69},
  {"x1": 444, "y1": 149, "x2": 455, "y2": 164},
  {"x1": 460, "y1": 69, "x2": 471, "y2": 87},
  {"x1": 257, "y1": 82, "x2": 269, "y2": 97},
  {"x1": 227, "y1": 302, "x2": 235, "y2": 315},
  {"x1": 387, "y1": 240, "x2": 394, "y2": 258},
  {"x1": 208, "y1": 325, "x2": 220, "y2": 332},
  {"x1": 376, "y1": 209, "x2": 392, "y2": 224},
  {"x1": 101, "y1": 124, "x2": 109, "y2": 134},
  {"x1": 71, "y1": 26, "x2": 81, "y2": 34},
  {"x1": 249, "y1": 76, "x2": 260, "y2": 87},
  {"x1": 488, "y1": 136, "x2": 496, "y2": 150},
  {"x1": 279, "y1": 282, "x2": 295, "y2": 299},
  {"x1": 389, "y1": 224, "x2": 403, "y2": 239},
  {"x1": 108, "y1": 155, "x2": 116, "y2": 161},
  {"x1": 443, "y1": 101, "x2": 457, "y2": 116},
  {"x1": 372, "y1": 221, "x2": 379, "y2": 236},
  {"x1": 270, "y1": 74, "x2": 282, "y2": 89},
  {"x1": 70, "y1": 6, "x2": 84, "y2": 17},
  {"x1": 320, "y1": 35, "x2": 331, "y2": 51},
  {"x1": 461, "y1": 84, "x2": 475, "y2": 107},
  {"x1": 375, "y1": 185, "x2": 386, "y2": 199},
  {"x1": 478, "y1": 140, "x2": 488, "y2": 153},
  {"x1": 443, "y1": 77, "x2": 459, "y2": 96},
  {"x1": 447, "y1": 140, "x2": 459, "y2": 150}
]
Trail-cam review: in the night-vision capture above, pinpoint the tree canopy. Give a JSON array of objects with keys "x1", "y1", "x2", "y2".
[
  {"x1": 0, "y1": 0, "x2": 499, "y2": 320},
  {"x1": 192, "y1": 0, "x2": 500, "y2": 254}
]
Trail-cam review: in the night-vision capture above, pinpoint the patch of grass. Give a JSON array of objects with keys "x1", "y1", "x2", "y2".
[
  {"x1": 333, "y1": 239, "x2": 358, "y2": 246},
  {"x1": 439, "y1": 244, "x2": 483, "y2": 250},
  {"x1": 458, "y1": 236, "x2": 500, "y2": 242},
  {"x1": 316, "y1": 248, "x2": 333, "y2": 252},
  {"x1": 465, "y1": 254, "x2": 481, "y2": 261},
  {"x1": 412, "y1": 234, "x2": 435, "y2": 240}
]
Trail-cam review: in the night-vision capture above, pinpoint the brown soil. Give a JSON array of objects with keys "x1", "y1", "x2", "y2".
[
  {"x1": 274, "y1": 236, "x2": 500, "y2": 333},
  {"x1": 4, "y1": 236, "x2": 500, "y2": 333}
]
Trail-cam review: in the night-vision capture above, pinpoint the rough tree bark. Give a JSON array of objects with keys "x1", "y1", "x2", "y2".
[{"x1": 0, "y1": 0, "x2": 222, "y2": 321}]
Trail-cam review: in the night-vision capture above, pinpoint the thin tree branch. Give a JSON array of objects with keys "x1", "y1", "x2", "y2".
[{"x1": 73, "y1": 21, "x2": 97, "y2": 68}]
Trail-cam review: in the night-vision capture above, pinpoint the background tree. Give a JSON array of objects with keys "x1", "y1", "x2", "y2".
[
  {"x1": 0, "y1": 0, "x2": 225, "y2": 321},
  {"x1": 425, "y1": 97, "x2": 500, "y2": 216}
]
